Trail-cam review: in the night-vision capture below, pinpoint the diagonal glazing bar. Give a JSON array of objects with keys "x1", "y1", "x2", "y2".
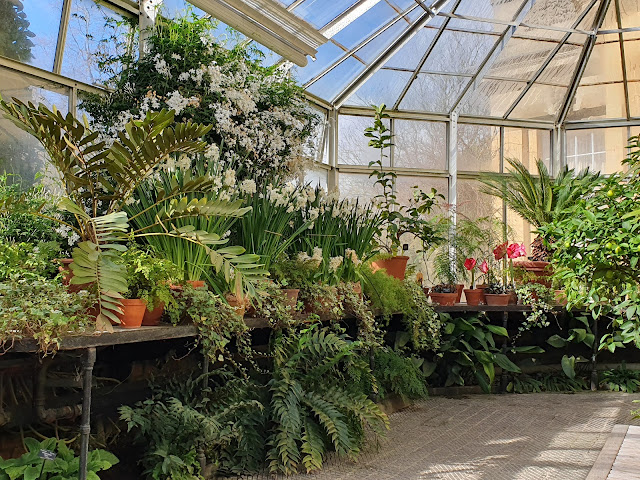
[
  {"x1": 502, "y1": 0, "x2": 599, "y2": 119},
  {"x1": 448, "y1": 0, "x2": 536, "y2": 115},
  {"x1": 304, "y1": 2, "x2": 421, "y2": 88},
  {"x1": 614, "y1": 0, "x2": 631, "y2": 121},
  {"x1": 391, "y1": 0, "x2": 463, "y2": 110},
  {"x1": 557, "y1": 0, "x2": 613, "y2": 125},
  {"x1": 333, "y1": 0, "x2": 454, "y2": 108}
]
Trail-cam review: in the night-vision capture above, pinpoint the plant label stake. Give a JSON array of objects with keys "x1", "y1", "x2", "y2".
[{"x1": 38, "y1": 449, "x2": 56, "y2": 479}]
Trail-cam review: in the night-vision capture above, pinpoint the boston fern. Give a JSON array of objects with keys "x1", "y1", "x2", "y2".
[
  {"x1": 0, "y1": 98, "x2": 266, "y2": 329},
  {"x1": 266, "y1": 325, "x2": 389, "y2": 475}
]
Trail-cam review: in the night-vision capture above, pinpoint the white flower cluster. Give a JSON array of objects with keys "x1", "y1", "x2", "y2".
[{"x1": 345, "y1": 248, "x2": 361, "y2": 266}]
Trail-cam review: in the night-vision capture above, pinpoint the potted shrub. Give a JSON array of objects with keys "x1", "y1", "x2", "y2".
[
  {"x1": 429, "y1": 284, "x2": 458, "y2": 306},
  {"x1": 366, "y1": 105, "x2": 444, "y2": 280},
  {"x1": 430, "y1": 240, "x2": 463, "y2": 304},
  {"x1": 463, "y1": 258, "x2": 488, "y2": 306}
]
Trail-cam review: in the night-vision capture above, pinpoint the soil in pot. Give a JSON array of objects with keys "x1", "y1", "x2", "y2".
[
  {"x1": 371, "y1": 256, "x2": 409, "y2": 280},
  {"x1": 142, "y1": 302, "x2": 165, "y2": 326},
  {"x1": 429, "y1": 292, "x2": 458, "y2": 306},
  {"x1": 115, "y1": 299, "x2": 147, "y2": 329},
  {"x1": 485, "y1": 294, "x2": 511, "y2": 306},
  {"x1": 464, "y1": 289, "x2": 486, "y2": 306}
]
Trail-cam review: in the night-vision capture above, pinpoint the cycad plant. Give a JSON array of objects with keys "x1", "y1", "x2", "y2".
[
  {"x1": 0, "y1": 98, "x2": 265, "y2": 328},
  {"x1": 480, "y1": 158, "x2": 600, "y2": 260}
]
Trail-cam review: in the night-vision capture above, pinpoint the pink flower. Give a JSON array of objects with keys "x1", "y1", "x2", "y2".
[
  {"x1": 464, "y1": 258, "x2": 477, "y2": 271},
  {"x1": 479, "y1": 260, "x2": 489, "y2": 274},
  {"x1": 493, "y1": 242, "x2": 508, "y2": 261},
  {"x1": 507, "y1": 243, "x2": 526, "y2": 259}
]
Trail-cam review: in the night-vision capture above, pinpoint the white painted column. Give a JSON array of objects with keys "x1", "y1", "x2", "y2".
[{"x1": 139, "y1": 0, "x2": 161, "y2": 58}]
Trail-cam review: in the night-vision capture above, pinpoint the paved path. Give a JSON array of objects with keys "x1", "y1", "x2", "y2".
[
  {"x1": 265, "y1": 392, "x2": 640, "y2": 480},
  {"x1": 607, "y1": 425, "x2": 640, "y2": 479}
]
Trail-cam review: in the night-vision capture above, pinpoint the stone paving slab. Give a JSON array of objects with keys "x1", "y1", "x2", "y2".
[
  {"x1": 253, "y1": 392, "x2": 640, "y2": 480},
  {"x1": 607, "y1": 425, "x2": 640, "y2": 479}
]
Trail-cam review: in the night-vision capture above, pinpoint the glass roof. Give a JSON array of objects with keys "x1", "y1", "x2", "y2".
[{"x1": 284, "y1": 0, "x2": 640, "y2": 124}]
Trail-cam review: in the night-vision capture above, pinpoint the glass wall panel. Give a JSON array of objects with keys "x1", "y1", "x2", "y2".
[
  {"x1": 61, "y1": 0, "x2": 130, "y2": 86},
  {"x1": 566, "y1": 127, "x2": 629, "y2": 174},
  {"x1": 579, "y1": 42, "x2": 625, "y2": 85},
  {"x1": 456, "y1": 179, "x2": 502, "y2": 223},
  {"x1": 459, "y1": 78, "x2": 527, "y2": 117},
  {"x1": 421, "y1": 30, "x2": 498, "y2": 75},
  {"x1": 295, "y1": 41, "x2": 345, "y2": 85},
  {"x1": 394, "y1": 120, "x2": 447, "y2": 170},
  {"x1": 629, "y1": 81, "x2": 640, "y2": 117},
  {"x1": 508, "y1": 83, "x2": 567, "y2": 122},
  {"x1": 507, "y1": 209, "x2": 533, "y2": 255},
  {"x1": 566, "y1": 83, "x2": 627, "y2": 121},
  {"x1": 338, "y1": 115, "x2": 388, "y2": 166},
  {"x1": 337, "y1": 172, "x2": 381, "y2": 202},
  {"x1": 537, "y1": 42, "x2": 585, "y2": 86},
  {"x1": 0, "y1": 67, "x2": 68, "y2": 186},
  {"x1": 399, "y1": 74, "x2": 470, "y2": 113},
  {"x1": 384, "y1": 28, "x2": 438, "y2": 71},
  {"x1": 453, "y1": 0, "x2": 531, "y2": 22},
  {"x1": 487, "y1": 38, "x2": 560, "y2": 82},
  {"x1": 306, "y1": 56, "x2": 363, "y2": 101},
  {"x1": 457, "y1": 124, "x2": 500, "y2": 172},
  {"x1": 504, "y1": 128, "x2": 551, "y2": 171},
  {"x1": 304, "y1": 168, "x2": 328, "y2": 189},
  {"x1": 521, "y1": 0, "x2": 596, "y2": 30},
  {"x1": 0, "y1": 0, "x2": 63, "y2": 71},
  {"x1": 395, "y1": 175, "x2": 448, "y2": 206}
]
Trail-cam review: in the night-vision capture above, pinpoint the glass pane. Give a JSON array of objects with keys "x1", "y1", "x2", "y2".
[
  {"x1": 503, "y1": 128, "x2": 551, "y2": 171},
  {"x1": 306, "y1": 106, "x2": 327, "y2": 164},
  {"x1": 514, "y1": 26, "x2": 567, "y2": 42},
  {"x1": 567, "y1": 83, "x2": 627, "y2": 121},
  {"x1": 338, "y1": 115, "x2": 389, "y2": 166},
  {"x1": 383, "y1": 28, "x2": 438, "y2": 71},
  {"x1": 61, "y1": 0, "x2": 130, "y2": 86},
  {"x1": 521, "y1": 0, "x2": 596, "y2": 29},
  {"x1": 579, "y1": 42, "x2": 624, "y2": 85},
  {"x1": 355, "y1": 20, "x2": 411, "y2": 64},
  {"x1": 508, "y1": 83, "x2": 567, "y2": 122},
  {"x1": 338, "y1": 172, "x2": 381, "y2": 202},
  {"x1": 0, "y1": 0, "x2": 63, "y2": 71},
  {"x1": 619, "y1": 0, "x2": 640, "y2": 29},
  {"x1": 456, "y1": 179, "x2": 503, "y2": 223},
  {"x1": 507, "y1": 209, "x2": 533, "y2": 255},
  {"x1": 421, "y1": 29, "x2": 498, "y2": 75},
  {"x1": 0, "y1": 67, "x2": 69, "y2": 186},
  {"x1": 295, "y1": 41, "x2": 345, "y2": 85},
  {"x1": 623, "y1": 37, "x2": 640, "y2": 81},
  {"x1": 399, "y1": 74, "x2": 470, "y2": 113},
  {"x1": 453, "y1": 0, "x2": 525, "y2": 22},
  {"x1": 345, "y1": 69, "x2": 412, "y2": 107},
  {"x1": 459, "y1": 79, "x2": 527, "y2": 117},
  {"x1": 292, "y1": 0, "x2": 358, "y2": 29},
  {"x1": 304, "y1": 168, "x2": 328, "y2": 189},
  {"x1": 487, "y1": 38, "x2": 560, "y2": 82},
  {"x1": 395, "y1": 176, "x2": 448, "y2": 205},
  {"x1": 330, "y1": 1, "x2": 403, "y2": 50},
  {"x1": 305, "y1": 56, "x2": 363, "y2": 101},
  {"x1": 627, "y1": 80, "x2": 640, "y2": 117},
  {"x1": 457, "y1": 124, "x2": 500, "y2": 172},
  {"x1": 537, "y1": 42, "x2": 585, "y2": 86},
  {"x1": 394, "y1": 120, "x2": 447, "y2": 170},
  {"x1": 159, "y1": 0, "x2": 204, "y2": 18},
  {"x1": 566, "y1": 128, "x2": 629, "y2": 174}
]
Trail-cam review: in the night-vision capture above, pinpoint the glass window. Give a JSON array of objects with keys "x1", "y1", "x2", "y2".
[
  {"x1": 508, "y1": 83, "x2": 567, "y2": 122},
  {"x1": 566, "y1": 128, "x2": 629, "y2": 174},
  {"x1": 61, "y1": 0, "x2": 131, "y2": 86},
  {"x1": 394, "y1": 175, "x2": 448, "y2": 206},
  {"x1": 504, "y1": 128, "x2": 551, "y2": 172},
  {"x1": 566, "y1": 83, "x2": 627, "y2": 121},
  {"x1": 421, "y1": 30, "x2": 498, "y2": 75},
  {"x1": 338, "y1": 172, "x2": 381, "y2": 202},
  {"x1": 507, "y1": 209, "x2": 533, "y2": 256},
  {"x1": 304, "y1": 168, "x2": 328, "y2": 189},
  {"x1": 0, "y1": 67, "x2": 69, "y2": 187},
  {"x1": 394, "y1": 120, "x2": 447, "y2": 170},
  {"x1": 459, "y1": 78, "x2": 528, "y2": 118},
  {"x1": 0, "y1": 0, "x2": 63, "y2": 71},
  {"x1": 457, "y1": 124, "x2": 500, "y2": 172},
  {"x1": 456, "y1": 179, "x2": 503, "y2": 223},
  {"x1": 398, "y1": 74, "x2": 470, "y2": 113},
  {"x1": 345, "y1": 69, "x2": 412, "y2": 108},
  {"x1": 338, "y1": 115, "x2": 389, "y2": 166}
]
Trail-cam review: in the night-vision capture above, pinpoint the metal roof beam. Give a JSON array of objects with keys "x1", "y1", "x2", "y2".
[
  {"x1": 333, "y1": 0, "x2": 453, "y2": 108},
  {"x1": 557, "y1": 0, "x2": 613, "y2": 126},
  {"x1": 502, "y1": 0, "x2": 599, "y2": 119},
  {"x1": 448, "y1": 0, "x2": 536, "y2": 115}
]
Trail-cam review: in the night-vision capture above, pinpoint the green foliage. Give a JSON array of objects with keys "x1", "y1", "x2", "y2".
[
  {"x1": 366, "y1": 104, "x2": 445, "y2": 255},
  {"x1": 266, "y1": 325, "x2": 389, "y2": 475},
  {"x1": 0, "y1": 277, "x2": 95, "y2": 354},
  {"x1": 516, "y1": 283, "x2": 554, "y2": 329},
  {"x1": 507, "y1": 372, "x2": 589, "y2": 393},
  {"x1": 600, "y1": 363, "x2": 640, "y2": 393},
  {"x1": 120, "y1": 372, "x2": 264, "y2": 479},
  {"x1": 0, "y1": 437, "x2": 118, "y2": 480},
  {"x1": 0, "y1": 241, "x2": 61, "y2": 281},
  {"x1": 370, "y1": 348, "x2": 428, "y2": 400},
  {"x1": 362, "y1": 267, "x2": 407, "y2": 317},
  {"x1": 120, "y1": 244, "x2": 181, "y2": 308},
  {"x1": 167, "y1": 285, "x2": 250, "y2": 363},
  {"x1": 481, "y1": 158, "x2": 600, "y2": 259},
  {"x1": 0, "y1": 0, "x2": 34, "y2": 64},
  {"x1": 426, "y1": 313, "x2": 520, "y2": 393}
]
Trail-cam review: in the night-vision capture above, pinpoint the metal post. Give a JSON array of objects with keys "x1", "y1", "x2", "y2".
[
  {"x1": 78, "y1": 347, "x2": 96, "y2": 480},
  {"x1": 139, "y1": 0, "x2": 160, "y2": 58},
  {"x1": 591, "y1": 318, "x2": 598, "y2": 391},
  {"x1": 447, "y1": 112, "x2": 458, "y2": 272}
]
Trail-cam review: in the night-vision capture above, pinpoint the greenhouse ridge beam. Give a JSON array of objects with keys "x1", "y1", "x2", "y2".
[
  {"x1": 448, "y1": 0, "x2": 535, "y2": 115},
  {"x1": 333, "y1": 0, "x2": 453, "y2": 108},
  {"x1": 557, "y1": 0, "x2": 613, "y2": 126},
  {"x1": 502, "y1": 0, "x2": 600, "y2": 120}
]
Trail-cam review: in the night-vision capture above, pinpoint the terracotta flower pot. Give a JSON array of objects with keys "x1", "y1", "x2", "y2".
[
  {"x1": 508, "y1": 291, "x2": 518, "y2": 305},
  {"x1": 282, "y1": 288, "x2": 300, "y2": 309},
  {"x1": 514, "y1": 260, "x2": 553, "y2": 287},
  {"x1": 225, "y1": 294, "x2": 246, "y2": 317},
  {"x1": 115, "y1": 299, "x2": 147, "y2": 329},
  {"x1": 429, "y1": 292, "x2": 458, "y2": 306},
  {"x1": 455, "y1": 284, "x2": 464, "y2": 303},
  {"x1": 464, "y1": 288, "x2": 486, "y2": 306},
  {"x1": 170, "y1": 280, "x2": 206, "y2": 291},
  {"x1": 485, "y1": 294, "x2": 511, "y2": 306},
  {"x1": 142, "y1": 302, "x2": 165, "y2": 326},
  {"x1": 371, "y1": 256, "x2": 409, "y2": 280}
]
